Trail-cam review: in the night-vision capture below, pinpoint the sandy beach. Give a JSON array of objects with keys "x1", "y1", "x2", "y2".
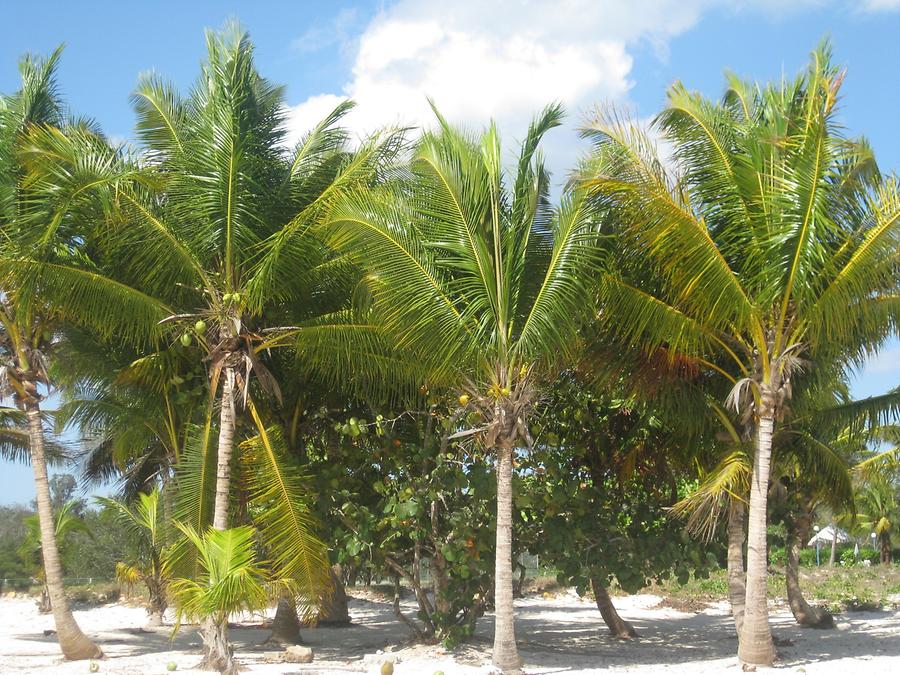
[{"x1": 1, "y1": 590, "x2": 898, "y2": 674}]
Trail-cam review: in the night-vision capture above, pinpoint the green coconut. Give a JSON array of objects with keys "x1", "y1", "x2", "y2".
[
  {"x1": 194, "y1": 320, "x2": 207, "y2": 333},
  {"x1": 180, "y1": 333, "x2": 192, "y2": 347}
]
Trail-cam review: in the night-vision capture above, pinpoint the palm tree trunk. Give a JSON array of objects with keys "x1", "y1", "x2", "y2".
[
  {"x1": 590, "y1": 575, "x2": 637, "y2": 638},
  {"x1": 212, "y1": 367, "x2": 235, "y2": 530},
  {"x1": 201, "y1": 612, "x2": 236, "y2": 675},
  {"x1": 204, "y1": 366, "x2": 236, "y2": 661},
  {"x1": 318, "y1": 565, "x2": 350, "y2": 625},
  {"x1": 492, "y1": 446, "x2": 521, "y2": 673},
  {"x1": 727, "y1": 500, "x2": 746, "y2": 636},
  {"x1": 828, "y1": 522, "x2": 837, "y2": 567},
  {"x1": 146, "y1": 574, "x2": 167, "y2": 627},
  {"x1": 785, "y1": 519, "x2": 833, "y2": 628},
  {"x1": 268, "y1": 593, "x2": 303, "y2": 645},
  {"x1": 26, "y1": 401, "x2": 102, "y2": 660},
  {"x1": 881, "y1": 533, "x2": 892, "y2": 564},
  {"x1": 737, "y1": 398, "x2": 775, "y2": 666}
]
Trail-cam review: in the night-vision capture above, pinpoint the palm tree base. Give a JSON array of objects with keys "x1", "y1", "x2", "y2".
[
  {"x1": 198, "y1": 618, "x2": 236, "y2": 675},
  {"x1": 491, "y1": 651, "x2": 524, "y2": 675},
  {"x1": 736, "y1": 630, "x2": 775, "y2": 668},
  {"x1": 266, "y1": 595, "x2": 303, "y2": 645}
]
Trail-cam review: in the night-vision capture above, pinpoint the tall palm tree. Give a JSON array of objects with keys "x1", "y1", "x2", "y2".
[
  {"x1": 578, "y1": 44, "x2": 900, "y2": 665},
  {"x1": 58, "y1": 23, "x2": 396, "y2": 661},
  {"x1": 318, "y1": 104, "x2": 601, "y2": 672},
  {"x1": 1, "y1": 47, "x2": 167, "y2": 661}
]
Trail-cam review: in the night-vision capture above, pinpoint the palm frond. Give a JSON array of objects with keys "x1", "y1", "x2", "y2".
[{"x1": 242, "y1": 403, "x2": 330, "y2": 617}]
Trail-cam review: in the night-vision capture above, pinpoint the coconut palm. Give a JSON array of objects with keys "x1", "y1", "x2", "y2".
[
  {"x1": 89, "y1": 20, "x2": 398, "y2": 530},
  {"x1": 98, "y1": 488, "x2": 170, "y2": 626},
  {"x1": 855, "y1": 476, "x2": 897, "y2": 563},
  {"x1": 19, "y1": 499, "x2": 92, "y2": 613},
  {"x1": 57, "y1": 23, "x2": 406, "y2": 658},
  {"x1": 1, "y1": 47, "x2": 168, "y2": 661},
  {"x1": 317, "y1": 103, "x2": 600, "y2": 672},
  {"x1": 168, "y1": 524, "x2": 284, "y2": 675},
  {"x1": 579, "y1": 44, "x2": 900, "y2": 665}
]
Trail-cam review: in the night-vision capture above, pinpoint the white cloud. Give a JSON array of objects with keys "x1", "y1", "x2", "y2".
[
  {"x1": 283, "y1": 94, "x2": 348, "y2": 149},
  {"x1": 858, "y1": 0, "x2": 900, "y2": 11},
  {"x1": 282, "y1": 0, "x2": 853, "y2": 177}
]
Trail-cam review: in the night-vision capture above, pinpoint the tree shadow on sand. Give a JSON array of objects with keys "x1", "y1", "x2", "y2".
[{"x1": 8, "y1": 597, "x2": 900, "y2": 671}]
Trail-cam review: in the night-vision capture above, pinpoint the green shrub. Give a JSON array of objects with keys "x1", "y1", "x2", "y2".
[
  {"x1": 769, "y1": 547, "x2": 786, "y2": 567},
  {"x1": 840, "y1": 549, "x2": 855, "y2": 566},
  {"x1": 800, "y1": 548, "x2": 819, "y2": 566}
]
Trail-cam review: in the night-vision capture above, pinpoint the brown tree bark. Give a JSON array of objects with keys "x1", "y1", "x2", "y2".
[
  {"x1": 784, "y1": 521, "x2": 833, "y2": 628},
  {"x1": 590, "y1": 576, "x2": 637, "y2": 638},
  {"x1": 26, "y1": 401, "x2": 103, "y2": 660},
  {"x1": 268, "y1": 594, "x2": 303, "y2": 645},
  {"x1": 318, "y1": 565, "x2": 351, "y2": 625},
  {"x1": 199, "y1": 613, "x2": 237, "y2": 675},
  {"x1": 211, "y1": 367, "x2": 235, "y2": 531},
  {"x1": 203, "y1": 366, "x2": 236, "y2": 659},
  {"x1": 880, "y1": 532, "x2": 892, "y2": 564},
  {"x1": 828, "y1": 522, "x2": 838, "y2": 567},
  {"x1": 737, "y1": 393, "x2": 776, "y2": 667},
  {"x1": 492, "y1": 446, "x2": 521, "y2": 673},
  {"x1": 726, "y1": 500, "x2": 746, "y2": 636}
]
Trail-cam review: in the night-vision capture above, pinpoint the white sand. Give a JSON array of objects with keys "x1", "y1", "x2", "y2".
[{"x1": 1, "y1": 591, "x2": 898, "y2": 674}]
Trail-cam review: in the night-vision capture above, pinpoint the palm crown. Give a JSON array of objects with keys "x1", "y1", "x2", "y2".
[
  {"x1": 578, "y1": 43, "x2": 900, "y2": 666},
  {"x1": 324, "y1": 104, "x2": 599, "y2": 413}
]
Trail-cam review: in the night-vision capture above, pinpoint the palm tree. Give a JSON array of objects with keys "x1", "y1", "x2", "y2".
[
  {"x1": 578, "y1": 44, "x2": 900, "y2": 665},
  {"x1": 318, "y1": 103, "x2": 600, "y2": 672},
  {"x1": 856, "y1": 476, "x2": 897, "y2": 563},
  {"x1": 1, "y1": 47, "x2": 166, "y2": 661},
  {"x1": 98, "y1": 488, "x2": 170, "y2": 626},
  {"x1": 19, "y1": 499, "x2": 92, "y2": 613},
  {"x1": 16, "y1": 23, "x2": 389, "y2": 658},
  {"x1": 168, "y1": 524, "x2": 283, "y2": 675}
]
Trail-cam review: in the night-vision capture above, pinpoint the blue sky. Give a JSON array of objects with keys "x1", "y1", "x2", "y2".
[{"x1": 2, "y1": 0, "x2": 899, "y2": 504}]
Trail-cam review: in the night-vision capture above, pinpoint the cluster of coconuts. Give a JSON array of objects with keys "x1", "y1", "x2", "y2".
[
  {"x1": 179, "y1": 319, "x2": 208, "y2": 347},
  {"x1": 457, "y1": 384, "x2": 511, "y2": 406}
]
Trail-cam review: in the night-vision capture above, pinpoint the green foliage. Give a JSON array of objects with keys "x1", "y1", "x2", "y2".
[
  {"x1": 168, "y1": 524, "x2": 280, "y2": 629},
  {"x1": 62, "y1": 505, "x2": 136, "y2": 580},
  {"x1": 19, "y1": 500, "x2": 92, "y2": 577},
  {"x1": 522, "y1": 377, "x2": 720, "y2": 595},
  {"x1": 240, "y1": 406, "x2": 330, "y2": 615},
  {"x1": 309, "y1": 403, "x2": 497, "y2": 644},
  {"x1": 96, "y1": 488, "x2": 170, "y2": 614}
]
